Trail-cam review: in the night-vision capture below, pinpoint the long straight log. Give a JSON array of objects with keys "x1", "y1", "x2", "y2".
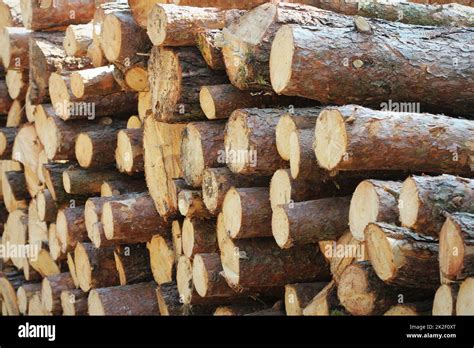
[
  {"x1": 62, "y1": 166, "x2": 125, "y2": 195},
  {"x1": 70, "y1": 65, "x2": 121, "y2": 98}
]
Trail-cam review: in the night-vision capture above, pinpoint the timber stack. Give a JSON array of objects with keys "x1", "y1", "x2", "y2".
[{"x1": 0, "y1": 0, "x2": 472, "y2": 317}]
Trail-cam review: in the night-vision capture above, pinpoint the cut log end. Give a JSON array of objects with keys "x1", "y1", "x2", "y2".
[
  {"x1": 75, "y1": 133, "x2": 94, "y2": 168},
  {"x1": 275, "y1": 113, "x2": 296, "y2": 161},
  {"x1": 182, "y1": 218, "x2": 194, "y2": 258},
  {"x1": 269, "y1": 25, "x2": 294, "y2": 94},
  {"x1": 192, "y1": 254, "x2": 209, "y2": 298},
  {"x1": 269, "y1": 169, "x2": 291, "y2": 210},
  {"x1": 88, "y1": 289, "x2": 105, "y2": 315},
  {"x1": 220, "y1": 237, "x2": 239, "y2": 286},
  {"x1": 398, "y1": 177, "x2": 420, "y2": 229},
  {"x1": 432, "y1": 284, "x2": 455, "y2": 316},
  {"x1": 64, "y1": 26, "x2": 78, "y2": 56},
  {"x1": 349, "y1": 181, "x2": 380, "y2": 241},
  {"x1": 181, "y1": 124, "x2": 205, "y2": 187},
  {"x1": 147, "y1": 5, "x2": 167, "y2": 46},
  {"x1": 70, "y1": 71, "x2": 85, "y2": 98},
  {"x1": 439, "y1": 215, "x2": 465, "y2": 280},
  {"x1": 271, "y1": 206, "x2": 291, "y2": 249},
  {"x1": 62, "y1": 171, "x2": 72, "y2": 194},
  {"x1": 456, "y1": 278, "x2": 474, "y2": 315},
  {"x1": 102, "y1": 14, "x2": 122, "y2": 62},
  {"x1": 116, "y1": 130, "x2": 136, "y2": 173},
  {"x1": 314, "y1": 108, "x2": 348, "y2": 171},
  {"x1": 125, "y1": 66, "x2": 148, "y2": 92},
  {"x1": 337, "y1": 264, "x2": 375, "y2": 316},
  {"x1": 364, "y1": 223, "x2": 396, "y2": 282},
  {"x1": 222, "y1": 187, "x2": 242, "y2": 239},
  {"x1": 288, "y1": 130, "x2": 301, "y2": 179},
  {"x1": 74, "y1": 243, "x2": 92, "y2": 292},
  {"x1": 148, "y1": 234, "x2": 175, "y2": 285},
  {"x1": 60, "y1": 291, "x2": 76, "y2": 315},
  {"x1": 224, "y1": 112, "x2": 248, "y2": 173},
  {"x1": 102, "y1": 202, "x2": 114, "y2": 240},
  {"x1": 176, "y1": 256, "x2": 193, "y2": 305},
  {"x1": 199, "y1": 86, "x2": 216, "y2": 119}
]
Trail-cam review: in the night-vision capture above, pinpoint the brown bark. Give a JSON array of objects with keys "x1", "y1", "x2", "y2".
[
  {"x1": 62, "y1": 166, "x2": 125, "y2": 195},
  {"x1": 410, "y1": 0, "x2": 472, "y2": 5},
  {"x1": 285, "y1": 282, "x2": 328, "y2": 316},
  {"x1": 41, "y1": 272, "x2": 75, "y2": 315},
  {"x1": 101, "y1": 192, "x2": 172, "y2": 244},
  {"x1": 70, "y1": 65, "x2": 121, "y2": 98},
  {"x1": 202, "y1": 167, "x2": 270, "y2": 215},
  {"x1": 35, "y1": 189, "x2": 56, "y2": 223},
  {"x1": 0, "y1": 26, "x2": 31, "y2": 70},
  {"x1": 2, "y1": 170, "x2": 28, "y2": 212},
  {"x1": 0, "y1": 80, "x2": 13, "y2": 115},
  {"x1": 271, "y1": 24, "x2": 474, "y2": 117},
  {"x1": 288, "y1": 128, "x2": 318, "y2": 179},
  {"x1": 0, "y1": 127, "x2": 17, "y2": 159},
  {"x1": 302, "y1": 281, "x2": 342, "y2": 316},
  {"x1": 272, "y1": 197, "x2": 351, "y2": 249},
  {"x1": 147, "y1": 234, "x2": 175, "y2": 285},
  {"x1": 116, "y1": 128, "x2": 144, "y2": 174},
  {"x1": 178, "y1": 190, "x2": 211, "y2": 219},
  {"x1": 156, "y1": 281, "x2": 215, "y2": 316},
  {"x1": 148, "y1": 46, "x2": 228, "y2": 122},
  {"x1": 365, "y1": 222, "x2": 439, "y2": 288},
  {"x1": 61, "y1": 289, "x2": 88, "y2": 316},
  {"x1": 314, "y1": 105, "x2": 474, "y2": 174},
  {"x1": 223, "y1": 187, "x2": 273, "y2": 239},
  {"x1": 100, "y1": 177, "x2": 148, "y2": 197},
  {"x1": 196, "y1": 29, "x2": 225, "y2": 70},
  {"x1": 399, "y1": 175, "x2": 474, "y2": 236},
  {"x1": 17, "y1": 283, "x2": 41, "y2": 315},
  {"x1": 0, "y1": 0, "x2": 23, "y2": 27},
  {"x1": 114, "y1": 244, "x2": 152, "y2": 285},
  {"x1": 64, "y1": 23, "x2": 93, "y2": 57},
  {"x1": 43, "y1": 163, "x2": 87, "y2": 203},
  {"x1": 182, "y1": 218, "x2": 217, "y2": 258},
  {"x1": 88, "y1": 282, "x2": 159, "y2": 315},
  {"x1": 56, "y1": 206, "x2": 87, "y2": 254},
  {"x1": 180, "y1": 121, "x2": 225, "y2": 187}
]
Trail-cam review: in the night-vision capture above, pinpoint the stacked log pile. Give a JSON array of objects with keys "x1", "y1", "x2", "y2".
[{"x1": 0, "y1": 0, "x2": 472, "y2": 316}]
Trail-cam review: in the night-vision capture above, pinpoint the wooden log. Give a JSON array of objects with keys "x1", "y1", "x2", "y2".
[
  {"x1": 245, "y1": 300, "x2": 285, "y2": 316},
  {"x1": 60, "y1": 289, "x2": 88, "y2": 316},
  {"x1": 116, "y1": 128, "x2": 144, "y2": 174},
  {"x1": 223, "y1": 3, "x2": 352, "y2": 91},
  {"x1": 224, "y1": 108, "x2": 303, "y2": 175},
  {"x1": 88, "y1": 282, "x2": 159, "y2": 315},
  {"x1": 365, "y1": 222, "x2": 439, "y2": 288},
  {"x1": 456, "y1": 277, "x2": 474, "y2": 315},
  {"x1": 156, "y1": 281, "x2": 214, "y2": 316},
  {"x1": 384, "y1": 301, "x2": 432, "y2": 316},
  {"x1": 220, "y1": 237, "x2": 330, "y2": 288},
  {"x1": 439, "y1": 213, "x2": 474, "y2": 282},
  {"x1": 64, "y1": 23, "x2": 93, "y2": 57},
  {"x1": 349, "y1": 180, "x2": 401, "y2": 241},
  {"x1": 178, "y1": 190, "x2": 210, "y2": 219},
  {"x1": 285, "y1": 282, "x2": 328, "y2": 316},
  {"x1": 122, "y1": 61, "x2": 149, "y2": 92},
  {"x1": 0, "y1": 0, "x2": 23, "y2": 27},
  {"x1": 172, "y1": 220, "x2": 183, "y2": 260},
  {"x1": 127, "y1": 115, "x2": 141, "y2": 129},
  {"x1": 17, "y1": 282, "x2": 41, "y2": 315},
  {"x1": 0, "y1": 274, "x2": 20, "y2": 315},
  {"x1": 75, "y1": 123, "x2": 126, "y2": 168},
  {"x1": 7, "y1": 99, "x2": 25, "y2": 126},
  {"x1": 288, "y1": 129, "x2": 318, "y2": 179},
  {"x1": 36, "y1": 189, "x2": 57, "y2": 223},
  {"x1": 27, "y1": 292, "x2": 48, "y2": 315},
  {"x1": 86, "y1": 41, "x2": 106, "y2": 68},
  {"x1": 399, "y1": 175, "x2": 474, "y2": 236},
  {"x1": 202, "y1": 167, "x2": 270, "y2": 215},
  {"x1": 272, "y1": 197, "x2": 351, "y2": 249},
  {"x1": 180, "y1": 121, "x2": 225, "y2": 187},
  {"x1": 48, "y1": 223, "x2": 63, "y2": 261},
  {"x1": 0, "y1": 210, "x2": 26, "y2": 267},
  {"x1": 314, "y1": 106, "x2": 474, "y2": 174},
  {"x1": 271, "y1": 24, "x2": 474, "y2": 117},
  {"x1": 5, "y1": 68, "x2": 28, "y2": 100},
  {"x1": 0, "y1": 127, "x2": 17, "y2": 159},
  {"x1": 337, "y1": 262, "x2": 433, "y2": 315},
  {"x1": 196, "y1": 29, "x2": 225, "y2": 70},
  {"x1": 182, "y1": 218, "x2": 217, "y2": 258},
  {"x1": 0, "y1": 81, "x2": 13, "y2": 115},
  {"x1": 114, "y1": 244, "x2": 152, "y2": 285},
  {"x1": 84, "y1": 196, "x2": 113, "y2": 247},
  {"x1": 102, "y1": 192, "x2": 172, "y2": 244},
  {"x1": 100, "y1": 7, "x2": 151, "y2": 68},
  {"x1": 70, "y1": 65, "x2": 121, "y2": 98},
  {"x1": 74, "y1": 242, "x2": 120, "y2": 292},
  {"x1": 43, "y1": 163, "x2": 86, "y2": 203},
  {"x1": 66, "y1": 252, "x2": 79, "y2": 288},
  {"x1": 302, "y1": 281, "x2": 342, "y2": 316},
  {"x1": 147, "y1": 234, "x2": 175, "y2": 285},
  {"x1": 138, "y1": 91, "x2": 151, "y2": 120},
  {"x1": 28, "y1": 198, "x2": 48, "y2": 245},
  {"x1": 41, "y1": 272, "x2": 75, "y2": 315},
  {"x1": 62, "y1": 166, "x2": 125, "y2": 195},
  {"x1": 214, "y1": 303, "x2": 271, "y2": 316},
  {"x1": 56, "y1": 206, "x2": 87, "y2": 254},
  {"x1": 28, "y1": 246, "x2": 61, "y2": 278},
  {"x1": 432, "y1": 284, "x2": 458, "y2": 315},
  {"x1": 147, "y1": 4, "x2": 243, "y2": 46},
  {"x1": 222, "y1": 187, "x2": 272, "y2": 239},
  {"x1": 0, "y1": 27, "x2": 31, "y2": 70},
  {"x1": 328, "y1": 232, "x2": 367, "y2": 284},
  {"x1": 148, "y1": 46, "x2": 228, "y2": 122},
  {"x1": 100, "y1": 177, "x2": 148, "y2": 196},
  {"x1": 20, "y1": 0, "x2": 96, "y2": 30},
  {"x1": 2, "y1": 170, "x2": 28, "y2": 212}
]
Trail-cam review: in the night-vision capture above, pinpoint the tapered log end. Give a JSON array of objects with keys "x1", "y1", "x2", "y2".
[
  {"x1": 88, "y1": 289, "x2": 105, "y2": 315},
  {"x1": 456, "y1": 278, "x2": 474, "y2": 315},
  {"x1": 272, "y1": 206, "x2": 291, "y2": 249},
  {"x1": 62, "y1": 171, "x2": 72, "y2": 194},
  {"x1": 16, "y1": 287, "x2": 28, "y2": 315},
  {"x1": 192, "y1": 254, "x2": 208, "y2": 298},
  {"x1": 269, "y1": 169, "x2": 291, "y2": 210},
  {"x1": 364, "y1": 223, "x2": 396, "y2": 282},
  {"x1": 181, "y1": 124, "x2": 205, "y2": 187},
  {"x1": 200, "y1": 86, "x2": 216, "y2": 120},
  {"x1": 222, "y1": 187, "x2": 242, "y2": 239},
  {"x1": 439, "y1": 216, "x2": 465, "y2": 281},
  {"x1": 147, "y1": 5, "x2": 167, "y2": 46},
  {"x1": 432, "y1": 284, "x2": 455, "y2": 315},
  {"x1": 116, "y1": 130, "x2": 134, "y2": 173},
  {"x1": 349, "y1": 181, "x2": 380, "y2": 241},
  {"x1": 314, "y1": 108, "x2": 347, "y2": 171},
  {"x1": 5, "y1": 69, "x2": 24, "y2": 99},
  {"x1": 114, "y1": 251, "x2": 127, "y2": 286},
  {"x1": 399, "y1": 177, "x2": 420, "y2": 229},
  {"x1": 75, "y1": 133, "x2": 93, "y2": 168},
  {"x1": 270, "y1": 25, "x2": 294, "y2": 95},
  {"x1": 176, "y1": 256, "x2": 193, "y2": 305},
  {"x1": 337, "y1": 264, "x2": 375, "y2": 316},
  {"x1": 102, "y1": 14, "x2": 122, "y2": 62}
]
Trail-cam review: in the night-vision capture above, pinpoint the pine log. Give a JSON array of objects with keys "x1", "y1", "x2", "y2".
[
  {"x1": 36, "y1": 189, "x2": 57, "y2": 223},
  {"x1": 365, "y1": 222, "x2": 439, "y2": 288},
  {"x1": 66, "y1": 252, "x2": 79, "y2": 288},
  {"x1": 288, "y1": 129, "x2": 318, "y2": 179},
  {"x1": 285, "y1": 282, "x2": 328, "y2": 316},
  {"x1": 439, "y1": 213, "x2": 474, "y2": 282},
  {"x1": 56, "y1": 206, "x2": 87, "y2": 254},
  {"x1": 62, "y1": 166, "x2": 125, "y2": 195},
  {"x1": 456, "y1": 277, "x2": 474, "y2": 315},
  {"x1": 180, "y1": 121, "x2": 225, "y2": 187},
  {"x1": 147, "y1": 234, "x2": 175, "y2": 285},
  {"x1": 114, "y1": 244, "x2": 152, "y2": 285},
  {"x1": 202, "y1": 167, "x2": 270, "y2": 215},
  {"x1": 2, "y1": 170, "x2": 28, "y2": 212},
  {"x1": 399, "y1": 175, "x2": 474, "y2": 236},
  {"x1": 84, "y1": 196, "x2": 113, "y2": 246},
  {"x1": 432, "y1": 284, "x2": 457, "y2": 315},
  {"x1": 5, "y1": 68, "x2": 28, "y2": 100},
  {"x1": 302, "y1": 281, "x2": 342, "y2": 316},
  {"x1": 220, "y1": 237, "x2": 330, "y2": 288},
  {"x1": 314, "y1": 106, "x2": 474, "y2": 174},
  {"x1": 101, "y1": 192, "x2": 172, "y2": 244},
  {"x1": 88, "y1": 282, "x2": 159, "y2": 315},
  {"x1": 100, "y1": 177, "x2": 148, "y2": 196},
  {"x1": 43, "y1": 163, "x2": 87, "y2": 203},
  {"x1": 61, "y1": 289, "x2": 88, "y2": 316},
  {"x1": 6, "y1": 99, "x2": 25, "y2": 126},
  {"x1": 74, "y1": 242, "x2": 119, "y2": 292},
  {"x1": 75, "y1": 123, "x2": 126, "y2": 168},
  {"x1": 27, "y1": 198, "x2": 48, "y2": 245},
  {"x1": 116, "y1": 128, "x2": 144, "y2": 174},
  {"x1": 27, "y1": 293, "x2": 48, "y2": 315},
  {"x1": 272, "y1": 197, "x2": 351, "y2": 249},
  {"x1": 384, "y1": 301, "x2": 432, "y2": 316},
  {"x1": 223, "y1": 3, "x2": 352, "y2": 91},
  {"x1": 64, "y1": 23, "x2": 93, "y2": 57},
  {"x1": 0, "y1": 210, "x2": 27, "y2": 268},
  {"x1": 0, "y1": 0, "x2": 22, "y2": 27},
  {"x1": 328, "y1": 232, "x2": 367, "y2": 284},
  {"x1": 178, "y1": 190, "x2": 210, "y2": 219},
  {"x1": 121, "y1": 61, "x2": 149, "y2": 92},
  {"x1": 193, "y1": 253, "x2": 238, "y2": 299},
  {"x1": 182, "y1": 218, "x2": 217, "y2": 258},
  {"x1": 48, "y1": 223, "x2": 63, "y2": 261},
  {"x1": 271, "y1": 24, "x2": 474, "y2": 117},
  {"x1": 86, "y1": 41, "x2": 106, "y2": 68},
  {"x1": 41, "y1": 272, "x2": 75, "y2": 315},
  {"x1": 196, "y1": 29, "x2": 225, "y2": 70},
  {"x1": 148, "y1": 46, "x2": 228, "y2": 122},
  {"x1": 349, "y1": 180, "x2": 401, "y2": 241},
  {"x1": 0, "y1": 27, "x2": 31, "y2": 70},
  {"x1": 0, "y1": 275, "x2": 20, "y2": 315},
  {"x1": 17, "y1": 282, "x2": 41, "y2": 315},
  {"x1": 70, "y1": 65, "x2": 121, "y2": 98},
  {"x1": 156, "y1": 281, "x2": 215, "y2": 316},
  {"x1": 0, "y1": 127, "x2": 17, "y2": 159},
  {"x1": 28, "y1": 246, "x2": 61, "y2": 278},
  {"x1": 222, "y1": 187, "x2": 272, "y2": 239}
]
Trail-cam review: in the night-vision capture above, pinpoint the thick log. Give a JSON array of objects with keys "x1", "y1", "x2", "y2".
[
  {"x1": 439, "y1": 213, "x2": 474, "y2": 282},
  {"x1": 202, "y1": 167, "x2": 269, "y2": 215},
  {"x1": 74, "y1": 242, "x2": 120, "y2": 292},
  {"x1": 116, "y1": 128, "x2": 144, "y2": 174},
  {"x1": 196, "y1": 29, "x2": 225, "y2": 70},
  {"x1": 193, "y1": 253, "x2": 238, "y2": 299},
  {"x1": 337, "y1": 262, "x2": 433, "y2": 315},
  {"x1": 365, "y1": 222, "x2": 439, "y2": 288},
  {"x1": 349, "y1": 180, "x2": 401, "y2": 241},
  {"x1": 36, "y1": 189, "x2": 57, "y2": 223},
  {"x1": 64, "y1": 23, "x2": 93, "y2": 57},
  {"x1": 61, "y1": 289, "x2": 88, "y2": 316},
  {"x1": 2, "y1": 170, "x2": 28, "y2": 212},
  {"x1": 43, "y1": 163, "x2": 86, "y2": 203},
  {"x1": 88, "y1": 282, "x2": 159, "y2": 315},
  {"x1": 56, "y1": 206, "x2": 87, "y2": 254},
  {"x1": 5, "y1": 69, "x2": 28, "y2": 100},
  {"x1": 328, "y1": 232, "x2": 367, "y2": 284},
  {"x1": 285, "y1": 282, "x2": 328, "y2": 316},
  {"x1": 17, "y1": 283, "x2": 41, "y2": 315},
  {"x1": 62, "y1": 166, "x2": 125, "y2": 195},
  {"x1": 86, "y1": 41, "x2": 106, "y2": 68},
  {"x1": 70, "y1": 65, "x2": 121, "y2": 98},
  {"x1": 114, "y1": 244, "x2": 152, "y2": 285},
  {"x1": 147, "y1": 234, "x2": 175, "y2": 285},
  {"x1": 180, "y1": 121, "x2": 225, "y2": 187},
  {"x1": 432, "y1": 284, "x2": 458, "y2": 315},
  {"x1": 0, "y1": 127, "x2": 17, "y2": 159},
  {"x1": 148, "y1": 46, "x2": 228, "y2": 122},
  {"x1": 314, "y1": 106, "x2": 474, "y2": 174},
  {"x1": 178, "y1": 190, "x2": 210, "y2": 219},
  {"x1": 0, "y1": 0, "x2": 22, "y2": 27},
  {"x1": 456, "y1": 277, "x2": 474, "y2": 315},
  {"x1": 156, "y1": 281, "x2": 214, "y2": 316},
  {"x1": 41, "y1": 272, "x2": 75, "y2": 315},
  {"x1": 182, "y1": 218, "x2": 217, "y2": 258},
  {"x1": 271, "y1": 24, "x2": 474, "y2": 117},
  {"x1": 222, "y1": 187, "x2": 272, "y2": 239},
  {"x1": 100, "y1": 177, "x2": 148, "y2": 196},
  {"x1": 28, "y1": 246, "x2": 61, "y2": 278},
  {"x1": 101, "y1": 192, "x2": 172, "y2": 244},
  {"x1": 84, "y1": 196, "x2": 113, "y2": 247},
  {"x1": 288, "y1": 129, "x2": 318, "y2": 179},
  {"x1": 223, "y1": 3, "x2": 352, "y2": 91},
  {"x1": 0, "y1": 27, "x2": 31, "y2": 70},
  {"x1": 399, "y1": 175, "x2": 474, "y2": 236},
  {"x1": 272, "y1": 197, "x2": 351, "y2": 249}
]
